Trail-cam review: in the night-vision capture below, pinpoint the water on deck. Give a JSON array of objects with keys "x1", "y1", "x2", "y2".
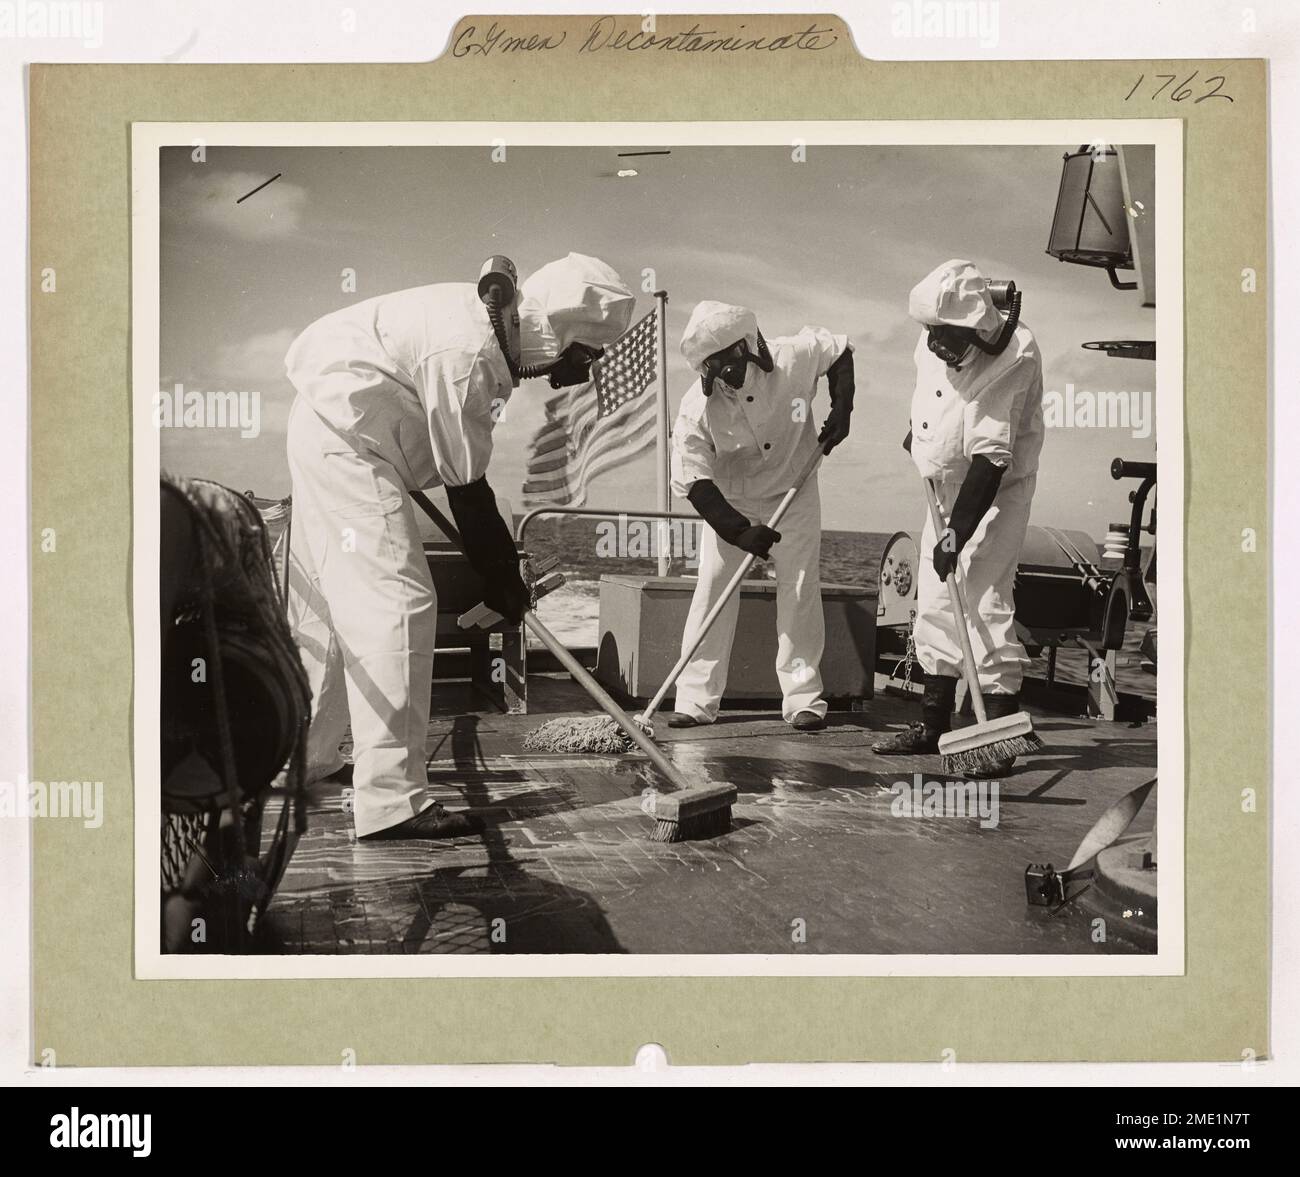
[{"x1": 257, "y1": 672, "x2": 1157, "y2": 956}]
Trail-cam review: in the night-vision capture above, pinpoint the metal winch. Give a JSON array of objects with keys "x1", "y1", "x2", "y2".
[{"x1": 1012, "y1": 458, "x2": 1155, "y2": 658}]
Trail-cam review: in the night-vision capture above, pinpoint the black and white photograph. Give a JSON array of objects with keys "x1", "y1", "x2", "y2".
[{"x1": 136, "y1": 122, "x2": 1180, "y2": 973}]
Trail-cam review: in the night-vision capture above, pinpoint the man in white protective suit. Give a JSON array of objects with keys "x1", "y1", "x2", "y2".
[
  {"x1": 284, "y1": 253, "x2": 634, "y2": 840},
  {"x1": 873, "y1": 259, "x2": 1044, "y2": 774},
  {"x1": 666, "y1": 300, "x2": 855, "y2": 731}
]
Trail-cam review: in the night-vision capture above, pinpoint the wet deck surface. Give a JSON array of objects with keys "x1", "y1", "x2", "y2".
[{"x1": 257, "y1": 674, "x2": 1156, "y2": 956}]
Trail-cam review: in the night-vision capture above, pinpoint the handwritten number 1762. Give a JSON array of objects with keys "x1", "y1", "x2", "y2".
[{"x1": 1125, "y1": 71, "x2": 1233, "y2": 103}]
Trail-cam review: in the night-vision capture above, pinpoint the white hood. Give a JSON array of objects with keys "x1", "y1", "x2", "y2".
[{"x1": 517, "y1": 252, "x2": 636, "y2": 366}]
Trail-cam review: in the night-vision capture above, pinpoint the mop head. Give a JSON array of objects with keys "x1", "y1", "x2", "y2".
[
  {"x1": 522, "y1": 714, "x2": 653, "y2": 754},
  {"x1": 938, "y1": 711, "x2": 1043, "y2": 776},
  {"x1": 648, "y1": 783, "x2": 737, "y2": 842}
]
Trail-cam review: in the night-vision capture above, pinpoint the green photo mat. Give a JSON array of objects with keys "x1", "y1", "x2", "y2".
[{"x1": 28, "y1": 14, "x2": 1267, "y2": 1064}]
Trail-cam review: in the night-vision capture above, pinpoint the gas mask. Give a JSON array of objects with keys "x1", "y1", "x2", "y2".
[
  {"x1": 542, "y1": 341, "x2": 605, "y2": 388},
  {"x1": 926, "y1": 281, "x2": 1022, "y2": 369},
  {"x1": 478, "y1": 256, "x2": 606, "y2": 389},
  {"x1": 701, "y1": 332, "x2": 774, "y2": 396}
]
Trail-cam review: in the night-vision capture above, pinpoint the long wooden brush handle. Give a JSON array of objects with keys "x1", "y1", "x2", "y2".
[
  {"x1": 641, "y1": 446, "x2": 825, "y2": 724},
  {"x1": 923, "y1": 477, "x2": 989, "y2": 726},
  {"x1": 410, "y1": 489, "x2": 463, "y2": 546},
  {"x1": 521, "y1": 610, "x2": 694, "y2": 791},
  {"x1": 406, "y1": 488, "x2": 694, "y2": 790}
]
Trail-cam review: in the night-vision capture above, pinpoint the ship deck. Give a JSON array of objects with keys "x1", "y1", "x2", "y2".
[{"x1": 257, "y1": 669, "x2": 1158, "y2": 957}]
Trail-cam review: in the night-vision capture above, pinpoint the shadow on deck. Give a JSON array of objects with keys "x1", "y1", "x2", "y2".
[{"x1": 256, "y1": 675, "x2": 1157, "y2": 957}]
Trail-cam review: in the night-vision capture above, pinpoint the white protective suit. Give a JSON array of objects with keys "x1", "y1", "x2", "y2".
[
  {"x1": 907, "y1": 260, "x2": 1044, "y2": 695},
  {"x1": 285, "y1": 253, "x2": 634, "y2": 836},
  {"x1": 670, "y1": 301, "x2": 852, "y2": 723}
]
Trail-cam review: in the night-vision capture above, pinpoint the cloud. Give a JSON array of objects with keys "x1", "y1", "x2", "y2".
[
  {"x1": 160, "y1": 327, "x2": 298, "y2": 451},
  {"x1": 163, "y1": 326, "x2": 296, "y2": 391},
  {"x1": 212, "y1": 328, "x2": 297, "y2": 384},
  {"x1": 164, "y1": 171, "x2": 308, "y2": 241},
  {"x1": 652, "y1": 242, "x2": 902, "y2": 347}
]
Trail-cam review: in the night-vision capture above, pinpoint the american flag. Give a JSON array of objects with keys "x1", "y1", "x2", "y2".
[{"x1": 521, "y1": 303, "x2": 661, "y2": 508}]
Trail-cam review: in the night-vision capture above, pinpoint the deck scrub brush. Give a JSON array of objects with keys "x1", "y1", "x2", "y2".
[
  {"x1": 510, "y1": 616, "x2": 733, "y2": 840},
  {"x1": 939, "y1": 712, "x2": 1043, "y2": 775},
  {"x1": 649, "y1": 784, "x2": 736, "y2": 842},
  {"x1": 922, "y1": 477, "x2": 1043, "y2": 776},
  {"x1": 407, "y1": 487, "x2": 735, "y2": 841}
]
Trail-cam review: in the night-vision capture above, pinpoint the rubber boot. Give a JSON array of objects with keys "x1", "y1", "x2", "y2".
[
  {"x1": 963, "y1": 692, "x2": 1021, "y2": 778},
  {"x1": 872, "y1": 675, "x2": 958, "y2": 754}
]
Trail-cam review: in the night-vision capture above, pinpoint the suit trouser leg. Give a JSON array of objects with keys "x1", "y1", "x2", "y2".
[
  {"x1": 914, "y1": 475, "x2": 1033, "y2": 694},
  {"x1": 285, "y1": 404, "x2": 350, "y2": 780},
  {"x1": 672, "y1": 522, "x2": 746, "y2": 723},
  {"x1": 286, "y1": 400, "x2": 438, "y2": 836},
  {"x1": 769, "y1": 481, "x2": 827, "y2": 721}
]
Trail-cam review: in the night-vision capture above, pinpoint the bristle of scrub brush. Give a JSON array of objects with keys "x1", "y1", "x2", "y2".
[
  {"x1": 522, "y1": 714, "x2": 654, "y2": 754},
  {"x1": 650, "y1": 805, "x2": 733, "y2": 843},
  {"x1": 940, "y1": 732, "x2": 1043, "y2": 776}
]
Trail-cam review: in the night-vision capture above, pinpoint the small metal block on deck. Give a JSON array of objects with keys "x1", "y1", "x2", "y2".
[{"x1": 470, "y1": 626, "x2": 527, "y2": 714}]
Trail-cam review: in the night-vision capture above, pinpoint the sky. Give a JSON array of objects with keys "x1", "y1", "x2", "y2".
[{"x1": 158, "y1": 142, "x2": 1157, "y2": 536}]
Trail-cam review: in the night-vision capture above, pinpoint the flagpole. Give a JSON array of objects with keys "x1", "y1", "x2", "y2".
[{"x1": 654, "y1": 289, "x2": 670, "y2": 577}]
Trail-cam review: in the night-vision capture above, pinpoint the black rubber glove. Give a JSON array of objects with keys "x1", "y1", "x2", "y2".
[
  {"x1": 817, "y1": 347, "x2": 855, "y2": 453},
  {"x1": 931, "y1": 455, "x2": 1005, "y2": 580},
  {"x1": 902, "y1": 429, "x2": 913, "y2": 453},
  {"x1": 687, "y1": 479, "x2": 781, "y2": 558},
  {"x1": 445, "y1": 476, "x2": 530, "y2": 623},
  {"x1": 733, "y1": 525, "x2": 782, "y2": 559}
]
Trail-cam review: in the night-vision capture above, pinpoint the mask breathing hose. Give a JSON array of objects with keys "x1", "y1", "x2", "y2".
[
  {"x1": 482, "y1": 285, "x2": 554, "y2": 383},
  {"x1": 970, "y1": 290, "x2": 1021, "y2": 356}
]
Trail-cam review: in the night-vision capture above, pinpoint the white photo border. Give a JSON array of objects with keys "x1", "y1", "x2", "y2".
[{"x1": 132, "y1": 119, "x2": 1184, "y2": 980}]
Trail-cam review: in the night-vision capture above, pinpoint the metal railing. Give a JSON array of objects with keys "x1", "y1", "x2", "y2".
[{"x1": 515, "y1": 505, "x2": 700, "y2": 548}]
